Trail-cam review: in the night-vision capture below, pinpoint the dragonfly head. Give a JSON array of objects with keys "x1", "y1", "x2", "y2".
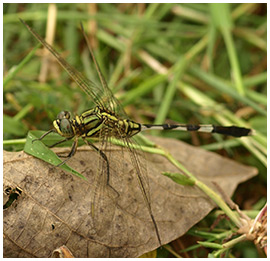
[{"x1": 53, "y1": 111, "x2": 75, "y2": 138}]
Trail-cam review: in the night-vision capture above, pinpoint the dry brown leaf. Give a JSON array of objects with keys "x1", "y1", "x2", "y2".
[{"x1": 3, "y1": 136, "x2": 257, "y2": 257}]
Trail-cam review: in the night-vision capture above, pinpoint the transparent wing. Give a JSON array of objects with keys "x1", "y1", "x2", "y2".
[
  {"x1": 123, "y1": 137, "x2": 161, "y2": 242},
  {"x1": 88, "y1": 128, "x2": 159, "y2": 244},
  {"x1": 114, "y1": 124, "x2": 161, "y2": 244},
  {"x1": 20, "y1": 19, "x2": 108, "y2": 111},
  {"x1": 80, "y1": 22, "x2": 128, "y2": 117},
  {"x1": 20, "y1": 19, "x2": 127, "y2": 117},
  {"x1": 87, "y1": 127, "x2": 120, "y2": 240}
]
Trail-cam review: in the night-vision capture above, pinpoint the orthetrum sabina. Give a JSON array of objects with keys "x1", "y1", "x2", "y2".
[{"x1": 20, "y1": 19, "x2": 253, "y2": 246}]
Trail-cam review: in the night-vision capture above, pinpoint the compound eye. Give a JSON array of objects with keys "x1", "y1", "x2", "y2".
[
  {"x1": 53, "y1": 117, "x2": 74, "y2": 137},
  {"x1": 57, "y1": 111, "x2": 70, "y2": 120},
  {"x1": 59, "y1": 119, "x2": 72, "y2": 135}
]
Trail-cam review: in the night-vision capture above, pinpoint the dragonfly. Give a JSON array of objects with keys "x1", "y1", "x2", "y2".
[{"x1": 20, "y1": 19, "x2": 253, "y2": 246}]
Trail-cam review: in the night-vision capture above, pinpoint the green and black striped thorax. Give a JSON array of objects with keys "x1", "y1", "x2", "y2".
[{"x1": 53, "y1": 106, "x2": 141, "y2": 139}]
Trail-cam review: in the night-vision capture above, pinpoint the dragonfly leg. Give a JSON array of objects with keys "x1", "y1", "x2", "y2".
[
  {"x1": 32, "y1": 129, "x2": 56, "y2": 143},
  {"x1": 57, "y1": 138, "x2": 78, "y2": 167},
  {"x1": 35, "y1": 133, "x2": 74, "y2": 158},
  {"x1": 49, "y1": 137, "x2": 73, "y2": 148},
  {"x1": 83, "y1": 138, "x2": 120, "y2": 198}
]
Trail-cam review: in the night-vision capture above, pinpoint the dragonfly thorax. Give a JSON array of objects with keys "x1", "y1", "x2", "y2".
[{"x1": 77, "y1": 106, "x2": 141, "y2": 139}]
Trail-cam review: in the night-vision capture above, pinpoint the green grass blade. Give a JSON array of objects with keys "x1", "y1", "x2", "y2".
[
  {"x1": 162, "y1": 172, "x2": 195, "y2": 186},
  {"x1": 23, "y1": 131, "x2": 86, "y2": 180},
  {"x1": 3, "y1": 114, "x2": 28, "y2": 136},
  {"x1": 210, "y1": 3, "x2": 245, "y2": 95},
  {"x1": 3, "y1": 43, "x2": 40, "y2": 88}
]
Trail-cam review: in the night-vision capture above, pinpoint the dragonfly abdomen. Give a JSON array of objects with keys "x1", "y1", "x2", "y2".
[
  {"x1": 141, "y1": 123, "x2": 253, "y2": 137},
  {"x1": 115, "y1": 119, "x2": 141, "y2": 138},
  {"x1": 98, "y1": 114, "x2": 141, "y2": 138}
]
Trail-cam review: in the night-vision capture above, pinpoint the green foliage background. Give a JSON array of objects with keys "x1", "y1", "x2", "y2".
[{"x1": 3, "y1": 3, "x2": 266, "y2": 257}]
